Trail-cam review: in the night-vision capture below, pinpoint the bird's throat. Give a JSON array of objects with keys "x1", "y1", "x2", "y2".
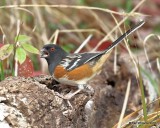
[{"x1": 48, "y1": 63, "x2": 57, "y2": 75}]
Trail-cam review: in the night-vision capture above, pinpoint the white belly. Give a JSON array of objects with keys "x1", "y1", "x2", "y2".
[{"x1": 53, "y1": 74, "x2": 95, "y2": 86}]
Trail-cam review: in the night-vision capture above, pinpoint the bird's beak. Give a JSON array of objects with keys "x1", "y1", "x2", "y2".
[{"x1": 40, "y1": 49, "x2": 49, "y2": 58}]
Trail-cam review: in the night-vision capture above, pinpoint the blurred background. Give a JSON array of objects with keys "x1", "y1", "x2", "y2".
[{"x1": 0, "y1": 0, "x2": 160, "y2": 127}]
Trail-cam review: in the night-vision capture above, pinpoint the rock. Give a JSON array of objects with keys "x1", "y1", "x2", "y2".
[{"x1": 0, "y1": 76, "x2": 89, "y2": 128}]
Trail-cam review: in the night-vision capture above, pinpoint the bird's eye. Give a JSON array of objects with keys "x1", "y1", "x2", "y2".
[{"x1": 50, "y1": 48, "x2": 55, "y2": 51}]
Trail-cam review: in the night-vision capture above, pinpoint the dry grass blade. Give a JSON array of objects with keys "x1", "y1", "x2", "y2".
[
  {"x1": 48, "y1": 29, "x2": 103, "y2": 44},
  {"x1": 48, "y1": 8, "x2": 85, "y2": 41},
  {"x1": 0, "y1": 4, "x2": 147, "y2": 17},
  {"x1": 113, "y1": 109, "x2": 140, "y2": 128},
  {"x1": 59, "y1": 29, "x2": 104, "y2": 36},
  {"x1": 53, "y1": 30, "x2": 59, "y2": 44},
  {"x1": 74, "y1": 34, "x2": 92, "y2": 53},
  {"x1": 143, "y1": 34, "x2": 160, "y2": 96},
  {"x1": 156, "y1": 58, "x2": 160, "y2": 73},
  {"x1": 117, "y1": 79, "x2": 131, "y2": 128},
  {"x1": 90, "y1": 10, "x2": 115, "y2": 42},
  {"x1": 0, "y1": 26, "x2": 9, "y2": 44},
  {"x1": 143, "y1": 34, "x2": 160, "y2": 72},
  {"x1": 32, "y1": 1, "x2": 48, "y2": 43},
  {"x1": 113, "y1": 97, "x2": 160, "y2": 127},
  {"x1": 14, "y1": 7, "x2": 34, "y2": 17}
]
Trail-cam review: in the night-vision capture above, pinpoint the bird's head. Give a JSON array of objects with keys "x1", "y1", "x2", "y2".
[{"x1": 40, "y1": 44, "x2": 67, "y2": 74}]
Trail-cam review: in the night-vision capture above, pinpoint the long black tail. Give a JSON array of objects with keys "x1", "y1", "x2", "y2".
[{"x1": 103, "y1": 21, "x2": 145, "y2": 54}]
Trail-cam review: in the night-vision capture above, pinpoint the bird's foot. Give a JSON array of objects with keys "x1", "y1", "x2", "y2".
[{"x1": 78, "y1": 84, "x2": 94, "y2": 96}]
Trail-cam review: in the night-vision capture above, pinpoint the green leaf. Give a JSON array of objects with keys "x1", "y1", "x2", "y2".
[
  {"x1": 0, "y1": 44, "x2": 14, "y2": 60},
  {"x1": 15, "y1": 35, "x2": 31, "y2": 43},
  {"x1": 16, "y1": 47, "x2": 26, "y2": 64},
  {"x1": 21, "y1": 43, "x2": 39, "y2": 54}
]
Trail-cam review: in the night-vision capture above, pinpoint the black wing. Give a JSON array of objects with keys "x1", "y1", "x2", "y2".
[{"x1": 60, "y1": 52, "x2": 103, "y2": 71}]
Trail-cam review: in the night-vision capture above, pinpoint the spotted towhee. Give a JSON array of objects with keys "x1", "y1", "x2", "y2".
[{"x1": 40, "y1": 21, "x2": 144, "y2": 99}]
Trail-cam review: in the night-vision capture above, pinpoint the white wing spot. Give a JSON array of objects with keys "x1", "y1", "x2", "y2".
[
  {"x1": 60, "y1": 55, "x2": 82, "y2": 69},
  {"x1": 68, "y1": 58, "x2": 81, "y2": 70}
]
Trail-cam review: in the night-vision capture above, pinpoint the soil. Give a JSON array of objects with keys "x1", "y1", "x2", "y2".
[{"x1": 0, "y1": 56, "x2": 151, "y2": 128}]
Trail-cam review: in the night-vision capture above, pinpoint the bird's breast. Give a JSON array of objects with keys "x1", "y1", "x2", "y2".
[{"x1": 53, "y1": 64, "x2": 94, "y2": 85}]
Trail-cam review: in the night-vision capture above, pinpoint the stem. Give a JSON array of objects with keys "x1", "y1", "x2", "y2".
[
  {"x1": 0, "y1": 61, "x2": 4, "y2": 81},
  {"x1": 12, "y1": 21, "x2": 22, "y2": 76},
  {"x1": 138, "y1": 63, "x2": 148, "y2": 122}
]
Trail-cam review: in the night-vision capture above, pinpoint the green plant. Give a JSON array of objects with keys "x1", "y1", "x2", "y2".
[
  {"x1": 14, "y1": 35, "x2": 39, "y2": 64},
  {"x1": 0, "y1": 34, "x2": 39, "y2": 80}
]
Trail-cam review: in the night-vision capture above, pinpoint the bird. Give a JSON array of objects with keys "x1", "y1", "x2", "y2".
[{"x1": 40, "y1": 21, "x2": 145, "y2": 99}]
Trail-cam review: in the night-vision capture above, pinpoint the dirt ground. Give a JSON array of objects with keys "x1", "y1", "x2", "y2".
[{"x1": 0, "y1": 56, "x2": 153, "y2": 128}]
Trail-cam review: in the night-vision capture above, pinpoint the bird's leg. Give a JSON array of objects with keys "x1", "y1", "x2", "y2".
[
  {"x1": 55, "y1": 85, "x2": 84, "y2": 100},
  {"x1": 56, "y1": 89, "x2": 82, "y2": 100},
  {"x1": 62, "y1": 84, "x2": 94, "y2": 99},
  {"x1": 55, "y1": 84, "x2": 94, "y2": 100}
]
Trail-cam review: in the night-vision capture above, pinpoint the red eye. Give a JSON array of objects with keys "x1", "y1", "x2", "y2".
[{"x1": 50, "y1": 48, "x2": 55, "y2": 51}]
